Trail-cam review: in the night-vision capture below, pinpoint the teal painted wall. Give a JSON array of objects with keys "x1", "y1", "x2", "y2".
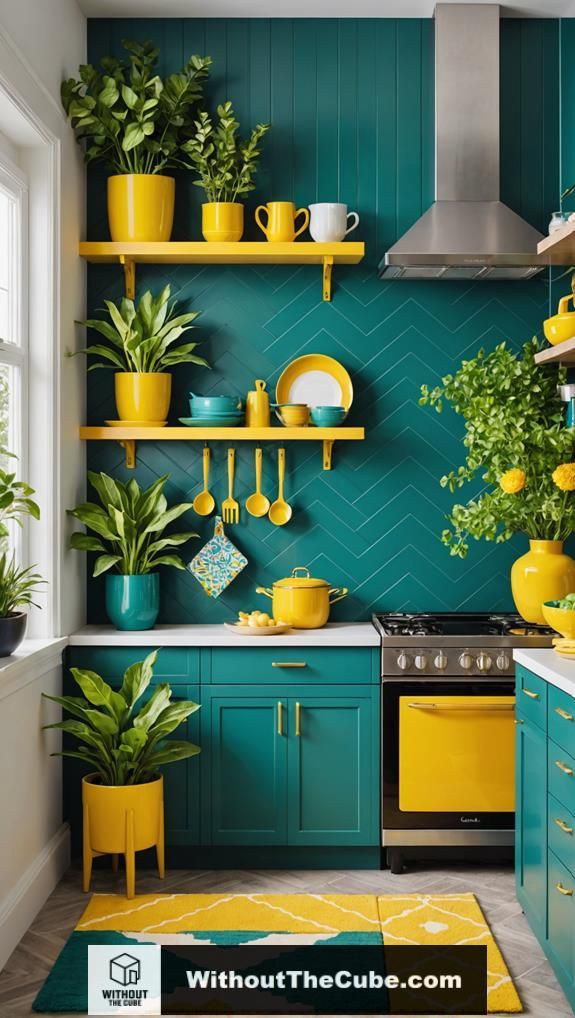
[{"x1": 86, "y1": 17, "x2": 561, "y2": 624}]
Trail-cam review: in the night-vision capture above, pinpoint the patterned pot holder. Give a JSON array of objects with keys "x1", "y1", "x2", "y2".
[{"x1": 189, "y1": 516, "x2": 248, "y2": 598}]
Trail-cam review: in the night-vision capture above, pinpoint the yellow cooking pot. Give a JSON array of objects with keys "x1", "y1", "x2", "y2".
[{"x1": 256, "y1": 566, "x2": 348, "y2": 629}]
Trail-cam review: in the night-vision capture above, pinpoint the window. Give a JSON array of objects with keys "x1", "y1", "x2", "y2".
[{"x1": 0, "y1": 159, "x2": 28, "y2": 545}]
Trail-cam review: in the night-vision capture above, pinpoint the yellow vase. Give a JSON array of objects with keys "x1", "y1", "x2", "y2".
[
  {"x1": 511, "y1": 539, "x2": 575, "y2": 623},
  {"x1": 107, "y1": 174, "x2": 175, "y2": 242},
  {"x1": 114, "y1": 373, "x2": 171, "y2": 423},
  {"x1": 201, "y1": 202, "x2": 244, "y2": 242}
]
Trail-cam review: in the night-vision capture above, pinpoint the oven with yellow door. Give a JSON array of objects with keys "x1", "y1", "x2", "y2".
[{"x1": 382, "y1": 678, "x2": 516, "y2": 873}]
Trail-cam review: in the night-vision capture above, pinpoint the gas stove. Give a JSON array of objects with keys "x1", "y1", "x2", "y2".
[{"x1": 372, "y1": 611, "x2": 555, "y2": 677}]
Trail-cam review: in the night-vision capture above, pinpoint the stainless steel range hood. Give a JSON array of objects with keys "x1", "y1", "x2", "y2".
[{"x1": 379, "y1": 4, "x2": 544, "y2": 281}]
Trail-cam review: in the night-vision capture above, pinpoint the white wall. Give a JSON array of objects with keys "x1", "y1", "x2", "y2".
[
  {"x1": 0, "y1": 653, "x2": 70, "y2": 970},
  {"x1": 0, "y1": 0, "x2": 87, "y2": 636}
]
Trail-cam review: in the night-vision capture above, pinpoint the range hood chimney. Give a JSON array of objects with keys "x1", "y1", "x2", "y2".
[{"x1": 379, "y1": 4, "x2": 544, "y2": 281}]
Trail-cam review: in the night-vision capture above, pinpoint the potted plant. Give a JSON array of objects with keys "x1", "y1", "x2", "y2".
[
  {"x1": 0, "y1": 462, "x2": 43, "y2": 655},
  {"x1": 68, "y1": 472, "x2": 197, "y2": 630},
  {"x1": 61, "y1": 40, "x2": 211, "y2": 242},
  {"x1": 43, "y1": 650, "x2": 200, "y2": 897},
  {"x1": 420, "y1": 337, "x2": 575, "y2": 623},
  {"x1": 181, "y1": 101, "x2": 270, "y2": 242},
  {"x1": 77, "y1": 284, "x2": 209, "y2": 423}
]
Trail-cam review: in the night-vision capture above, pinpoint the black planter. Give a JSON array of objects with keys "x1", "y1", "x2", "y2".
[{"x1": 0, "y1": 612, "x2": 27, "y2": 657}]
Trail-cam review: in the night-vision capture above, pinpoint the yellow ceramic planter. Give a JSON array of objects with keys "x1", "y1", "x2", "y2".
[
  {"x1": 511, "y1": 540, "x2": 575, "y2": 624},
  {"x1": 115, "y1": 372, "x2": 172, "y2": 423},
  {"x1": 82, "y1": 774, "x2": 164, "y2": 899},
  {"x1": 202, "y1": 202, "x2": 244, "y2": 242},
  {"x1": 107, "y1": 174, "x2": 175, "y2": 242}
]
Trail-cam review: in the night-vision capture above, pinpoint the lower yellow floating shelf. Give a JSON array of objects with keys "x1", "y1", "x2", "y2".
[{"x1": 79, "y1": 426, "x2": 365, "y2": 471}]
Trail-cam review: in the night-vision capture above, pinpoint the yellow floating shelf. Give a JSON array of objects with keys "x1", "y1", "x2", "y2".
[
  {"x1": 79, "y1": 425, "x2": 365, "y2": 471},
  {"x1": 79, "y1": 241, "x2": 365, "y2": 301}
]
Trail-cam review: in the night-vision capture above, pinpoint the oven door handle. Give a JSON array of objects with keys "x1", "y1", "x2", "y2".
[{"x1": 406, "y1": 702, "x2": 515, "y2": 711}]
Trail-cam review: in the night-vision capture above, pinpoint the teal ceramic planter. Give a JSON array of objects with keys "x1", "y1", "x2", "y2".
[{"x1": 105, "y1": 574, "x2": 160, "y2": 631}]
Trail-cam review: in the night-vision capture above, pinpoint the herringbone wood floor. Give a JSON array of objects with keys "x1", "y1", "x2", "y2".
[{"x1": 0, "y1": 862, "x2": 571, "y2": 1018}]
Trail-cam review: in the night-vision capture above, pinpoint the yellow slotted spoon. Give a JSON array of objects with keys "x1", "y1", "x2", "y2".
[
  {"x1": 193, "y1": 447, "x2": 215, "y2": 516},
  {"x1": 246, "y1": 447, "x2": 270, "y2": 518},
  {"x1": 269, "y1": 447, "x2": 292, "y2": 526}
]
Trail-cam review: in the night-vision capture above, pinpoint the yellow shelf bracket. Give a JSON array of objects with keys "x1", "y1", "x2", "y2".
[
  {"x1": 323, "y1": 439, "x2": 334, "y2": 470},
  {"x1": 119, "y1": 255, "x2": 136, "y2": 299},
  {"x1": 119, "y1": 439, "x2": 136, "y2": 469},
  {"x1": 322, "y1": 256, "x2": 334, "y2": 301}
]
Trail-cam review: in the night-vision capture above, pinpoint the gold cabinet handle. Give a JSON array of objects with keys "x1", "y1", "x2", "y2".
[
  {"x1": 555, "y1": 818, "x2": 574, "y2": 835},
  {"x1": 556, "y1": 882, "x2": 574, "y2": 896},
  {"x1": 522, "y1": 688, "x2": 540, "y2": 700},
  {"x1": 277, "y1": 701, "x2": 284, "y2": 736},
  {"x1": 295, "y1": 702, "x2": 301, "y2": 736},
  {"x1": 407, "y1": 702, "x2": 514, "y2": 711},
  {"x1": 272, "y1": 662, "x2": 307, "y2": 668},
  {"x1": 556, "y1": 707, "x2": 574, "y2": 722},
  {"x1": 555, "y1": 760, "x2": 574, "y2": 776}
]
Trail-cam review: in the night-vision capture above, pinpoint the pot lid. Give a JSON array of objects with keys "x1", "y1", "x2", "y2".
[{"x1": 273, "y1": 567, "x2": 330, "y2": 589}]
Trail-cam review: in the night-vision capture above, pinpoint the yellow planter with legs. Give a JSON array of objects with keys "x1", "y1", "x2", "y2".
[
  {"x1": 115, "y1": 372, "x2": 172, "y2": 423},
  {"x1": 107, "y1": 174, "x2": 175, "y2": 242},
  {"x1": 201, "y1": 202, "x2": 244, "y2": 242},
  {"x1": 511, "y1": 540, "x2": 575, "y2": 624},
  {"x1": 82, "y1": 774, "x2": 164, "y2": 899}
]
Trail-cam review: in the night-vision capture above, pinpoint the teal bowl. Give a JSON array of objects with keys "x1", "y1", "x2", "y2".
[
  {"x1": 189, "y1": 393, "x2": 241, "y2": 413},
  {"x1": 311, "y1": 406, "x2": 348, "y2": 427}
]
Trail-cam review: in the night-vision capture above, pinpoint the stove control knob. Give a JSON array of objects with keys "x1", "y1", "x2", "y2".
[
  {"x1": 477, "y1": 652, "x2": 492, "y2": 673},
  {"x1": 496, "y1": 652, "x2": 510, "y2": 672},
  {"x1": 459, "y1": 652, "x2": 474, "y2": 671},
  {"x1": 434, "y1": 652, "x2": 448, "y2": 671},
  {"x1": 397, "y1": 652, "x2": 411, "y2": 671},
  {"x1": 414, "y1": 654, "x2": 428, "y2": 671}
]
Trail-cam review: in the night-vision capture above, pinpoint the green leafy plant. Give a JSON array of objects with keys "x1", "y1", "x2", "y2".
[
  {"x1": 77, "y1": 285, "x2": 209, "y2": 373},
  {"x1": 43, "y1": 650, "x2": 200, "y2": 786},
  {"x1": 420, "y1": 337, "x2": 575, "y2": 557},
  {"x1": 61, "y1": 40, "x2": 212, "y2": 175},
  {"x1": 68, "y1": 472, "x2": 197, "y2": 577},
  {"x1": 0, "y1": 463, "x2": 40, "y2": 537},
  {"x1": 181, "y1": 101, "x2": 270, "y2": 203},
  {"x1": 0, "y1": 553, "x2": 44, "y2": 617}
]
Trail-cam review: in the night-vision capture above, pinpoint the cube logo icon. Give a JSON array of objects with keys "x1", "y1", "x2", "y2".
[{"x1": 109, "y1": 953, "x2": 141, "y2": 986}]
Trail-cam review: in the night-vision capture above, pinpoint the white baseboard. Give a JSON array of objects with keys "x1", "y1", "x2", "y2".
[{"x1": 0, "y1": 823, "x2": 70, "y2": 971}]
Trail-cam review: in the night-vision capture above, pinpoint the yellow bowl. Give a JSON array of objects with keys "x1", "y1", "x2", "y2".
[
  {"x1": 543, "y1": 313, "x2": 575, "y2": 346},
  {"x1": 276, "y1": 405, "x2": 310, "y2": 427},
  {"x1": 542, "y1": 602, "x2": 575, "y2": 639}
]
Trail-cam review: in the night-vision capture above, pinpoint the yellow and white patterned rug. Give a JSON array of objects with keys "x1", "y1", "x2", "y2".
[{"x1": 33, "y1": 891, "x2": 522, "y2": 1013}]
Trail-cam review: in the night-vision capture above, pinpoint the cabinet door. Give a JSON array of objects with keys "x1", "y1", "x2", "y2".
[
  {"x1": 548, "y1": 849, "x2": 575, "y2": 982},
  {"x1": 515, "y1": 714, "x2": 547, "y2": 936},
  {"x1": 287, "y1": 693, "x2": 376, "y2": 846},
  {"x1": 206, "y1": 693, "x2": 288, "y2": 845}
]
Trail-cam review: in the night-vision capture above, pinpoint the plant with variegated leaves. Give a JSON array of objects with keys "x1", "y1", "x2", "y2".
[
  {"x1": 76, "y1": 285, "x2": 209, "y2": 374},
  {"x1": 43, "y1": 650, "x2": 200, "y2": 786},
  {"x1": 68, "y1": 472, "x2": 197, "y2": 577}
]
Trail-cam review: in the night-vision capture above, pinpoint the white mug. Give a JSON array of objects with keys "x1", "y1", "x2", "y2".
[{"x1": 309, "y1": 203, "x2": 359, "y2": 242}]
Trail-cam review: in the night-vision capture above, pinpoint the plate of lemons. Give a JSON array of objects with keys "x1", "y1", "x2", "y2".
[{"x1": 224, "y1": 610, "x2": 291, "y2": 636}]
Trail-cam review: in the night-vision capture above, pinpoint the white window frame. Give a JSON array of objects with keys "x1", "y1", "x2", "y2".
[{"x1": 0, "y1": 156, "x2": 29, "y2": 565}]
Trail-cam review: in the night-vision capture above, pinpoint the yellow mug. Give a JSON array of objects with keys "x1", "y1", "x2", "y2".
[{"x1": 255, "y1": 201, "x2": 309, "y2": 242}]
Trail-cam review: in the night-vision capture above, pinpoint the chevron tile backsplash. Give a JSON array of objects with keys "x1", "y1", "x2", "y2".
[{"x1": 85, "y1": 17, "x2": 561, "y2": 624}]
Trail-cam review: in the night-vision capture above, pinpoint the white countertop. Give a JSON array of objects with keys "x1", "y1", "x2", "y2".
[
  {"x1": 514, "y1": 648, "x2": 575, "y2": 697},
  {"x1": 68, "y1": 622, "x2": 380, "y2": 648}
]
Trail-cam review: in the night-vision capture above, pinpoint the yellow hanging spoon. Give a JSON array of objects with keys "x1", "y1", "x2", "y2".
[
  {"x1": 246, "y1": 447, "x2": 270, "y2": 518},
  {"x1": 193, "y1": 447, "x2": 215, "y2": 516},
  {"x1": 269, "y1": 447, "x2": 292, "y2": 526}
]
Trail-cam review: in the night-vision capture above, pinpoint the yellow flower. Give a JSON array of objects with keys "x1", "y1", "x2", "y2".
[
  {"x1": 553, "y1": 462, "x2": 575, "y2": 491},
  {"x1": 500, "y1": 468, "x2": 526, "y2": 494}
]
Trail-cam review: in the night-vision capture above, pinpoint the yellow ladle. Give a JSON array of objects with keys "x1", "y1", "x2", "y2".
[
  {"x1": 269, "y1": 447, "x2": 292, "y2": 526},
  {"x1": 193, "y1": 447, "x2": 215, "y2": 516},
  {"x1": 246, "y1": 447, "x2": 270, "y2": 518}
]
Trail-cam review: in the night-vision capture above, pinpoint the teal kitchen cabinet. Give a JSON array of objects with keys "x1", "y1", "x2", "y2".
[
  {"x1": 203, "y1": 684, "x2": 379, "y2": 848},
  {"x1": 515, "y1": 708, "x2": 547, "y2": 938},
  {"x1": 64, "y1": 648, "x2": 201, "y2": 846}
]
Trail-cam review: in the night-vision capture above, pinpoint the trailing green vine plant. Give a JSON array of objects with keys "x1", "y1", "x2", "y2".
[{"x1": 420, "y1": 337, "x2": 575, "y2": 557}]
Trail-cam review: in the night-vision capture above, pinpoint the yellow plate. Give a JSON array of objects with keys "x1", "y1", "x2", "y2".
[
  {"x1": 105, "y1": 420, "x2": 168, "y2": 427},
  {"x1": 276, "y1": 354, "x2": 353, "y2": 411},
  {"x1": 224, "y1": 622, "x2": 292, "y2": 636}
]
